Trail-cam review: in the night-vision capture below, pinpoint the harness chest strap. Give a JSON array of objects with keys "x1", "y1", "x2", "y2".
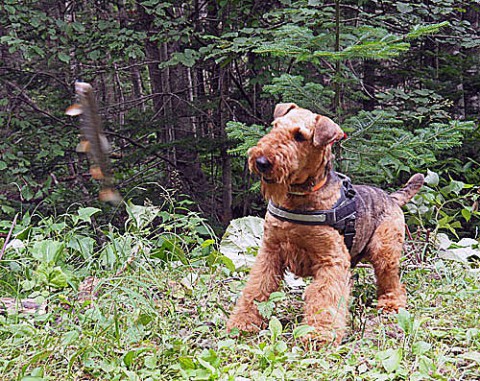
[{"x1": 267, "y1": 174, "x2": 357, "y2": 251}]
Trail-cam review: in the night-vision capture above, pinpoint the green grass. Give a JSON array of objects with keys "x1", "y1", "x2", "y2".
[{"x1": 0, "y1": 209, "x2": 479, "y2": 380}]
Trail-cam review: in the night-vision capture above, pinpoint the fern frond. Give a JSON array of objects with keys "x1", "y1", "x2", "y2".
[
  {"x1": 263, "y1": 74, "x2": 334, "y2": 114},
  {"x1": 253, "y1": 42, "x2": 310, "y2": 57},
  {"x1": 226, "y1": 122, "x2": 267, "y2": 156},
  {"x1": 340, "y1": 112, "x2": 476, "y2": 183},
  {"x1": 406, "y1": 21, "x2": 450, "y2": 40},
  {"x1": 313, "y1": 41, "x2": 410, "y2": 61}
]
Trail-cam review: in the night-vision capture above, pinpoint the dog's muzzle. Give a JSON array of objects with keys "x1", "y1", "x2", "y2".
[{"x1": 255, "y1": 156, "x2": 272, "y2": 173}]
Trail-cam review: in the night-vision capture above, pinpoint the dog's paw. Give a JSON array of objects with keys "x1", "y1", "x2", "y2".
[
  {"x1": 377, "y1": 292, "x2": 406, "y2": 313},
  {"x1": 226, "y1": 311, "x2": 265, "y2": 334},
  {"x1": 300, "y1": 330, "x2": 341, "y2": 350}
]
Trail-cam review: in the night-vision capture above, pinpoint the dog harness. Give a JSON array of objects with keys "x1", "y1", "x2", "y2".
[{"x1": 267, "y1": 173, "x2": 357, "y2": 251}]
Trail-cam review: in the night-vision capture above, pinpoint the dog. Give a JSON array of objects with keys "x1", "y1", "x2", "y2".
[{"x1": 227, "y1": 103, "x2": 424, "y2": 345}]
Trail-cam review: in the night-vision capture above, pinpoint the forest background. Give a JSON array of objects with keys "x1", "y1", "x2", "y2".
[
  {"x1": 1, "y1": 1, "x2": 480, "y2": 380},
  {"x1": 1, "y1": 0, "x2": 479, "y2": 234}
]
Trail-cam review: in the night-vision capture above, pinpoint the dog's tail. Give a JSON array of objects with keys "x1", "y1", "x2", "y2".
[{"x1": 389, "y1": 173, "x2": 425, "y2": 207}]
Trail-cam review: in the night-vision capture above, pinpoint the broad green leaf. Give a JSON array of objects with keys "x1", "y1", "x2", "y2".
[
  {"x1": 462, "y1": 208, "x2": 471, "y2": 222},
  {"x1": 23, "y1": 367, "x2": 44, "y2": 380},
  {"x1": 76, "y1": 207, "x2": 102, "y2": 223},
  {"x1": 178, "y1": 356, "x2": 195, "y2": 370},
  {"x1": 58, "y1": 52, "x2": 70, "y2": 63},
  {"x1": 216, "y1": 340, "x2": 235, "y2": 352},
  {"x1": 424, "y1": 169, "x2": 439, "y2": 186},
  {"x1": 123, "y1": 350, "x2": 136, "y2": 367},
  {"x1": 412, "y1": 341, "x2": 431, "y2": 355},
  {"x1": 396, "y1": 308, "x2": 413, "y2": 333},
  {"x1": 197, "y1": 357, "x2": 216, "y2": 373},
  {"x1": 293, "y1": 324, "x2": 315, "y2": 339},
  {"x1": 442, "y1": 179, "x2": 465, "y2": 195},
  {"x1": 4, "y1": 5, "x2": 16, "y2": 14},
  {"x1": 269, "y1": 292, "x2": 285, "y2": 303},
  {"x1": 201, "y1": 239, "x2": 215, "y2": 248},
  {"x1": 219, "y1": 254, "x2": 235, "y2": 272},
  {"x1": 418, "y1": 355, "x2": 435, "y2": 375},
  {"x1": 21, "y1": 185, "x2": 34, "y2": 201},
  {"x1": 71, "y1": 22, "x2": 85, "y2": 33},
  {"x1": 48, "y1": 266, "x2": 68, "y2": 288},
  {"x1": 61, "y1": 330, "x2": 79, "y2": 346},
  {"x1": 274, "y1": 340, "x2": 288, "y2": 353},
  {"x1": 67, "y1": 236, "x2": 96, "y2": 259},
  {"x1": 257, "y1": 300, "x2": 274, "y2": 319},
  {"x1": 151, "y1": 236, "x2": 187, "y2": 263},
  {"x1": 100, "y1": 244, "x2": 117, "y2": 267},
  {"x1": 377, "y1": 348, "x2": 403, "y2": 373},
  {"x1": 269, "y1": 316, "x2": 282, "y2": 339},
  {"x1": 219, "y1": 216, "x2": 264, "y2": 269},
  {"x1": 31, "y1": 240, "x2": 64, "y2": 264},
  {"x1": 126, "y1": 202, "x2": 160, "y2": 230},
  {"x1": 144, "y1": 355, "x2": 157, "y2": 369}
]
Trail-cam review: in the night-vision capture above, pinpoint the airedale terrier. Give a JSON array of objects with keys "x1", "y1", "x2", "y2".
[{"x1": 227, "y1": 103, "x2": 424, "y2": 345}]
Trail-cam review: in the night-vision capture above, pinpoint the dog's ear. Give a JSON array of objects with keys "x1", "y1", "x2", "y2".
[
  {"x1": 313, "y1": 115, "x2": 344, "y2": 147},
  {"x1": 273, "y1": 103, "x2": 298, "y2": 119}
]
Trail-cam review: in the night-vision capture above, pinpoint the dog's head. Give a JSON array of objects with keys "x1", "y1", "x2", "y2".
[{"x1": 248, "y1": 103, "x2": 344, "y2": 201}]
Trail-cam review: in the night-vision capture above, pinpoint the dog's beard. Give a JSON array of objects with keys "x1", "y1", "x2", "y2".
[
  {"x1": 249, "y1": 147, "x2": 312, "y2": 204},
  {"x1": 261, "y1": 181, "x2": 289, "y2": 205}
]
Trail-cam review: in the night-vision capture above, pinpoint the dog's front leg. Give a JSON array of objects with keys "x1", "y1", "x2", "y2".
[
  {"x1": 227, "y1": 243, "x2": 283, "y2": 333},
  {"x1": 303, "y1": 253, "x2": 351, "y2": 346}
]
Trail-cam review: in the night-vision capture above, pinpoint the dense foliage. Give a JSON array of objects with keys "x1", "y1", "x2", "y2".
[{"x1": 0, "y1": 207, "x2": 479, "y2": 379}]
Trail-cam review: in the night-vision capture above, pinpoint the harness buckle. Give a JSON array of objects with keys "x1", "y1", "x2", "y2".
[{"x1": 342, "y1": 215, "x2": 356, "y2": 249}]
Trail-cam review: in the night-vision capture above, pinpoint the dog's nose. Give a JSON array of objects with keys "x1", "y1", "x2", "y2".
[{"x1": 255, "y1": 156, "x2": 272, "y2": 173}]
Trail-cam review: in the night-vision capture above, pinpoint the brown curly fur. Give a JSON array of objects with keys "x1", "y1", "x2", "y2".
[{"x1": 227, "y1": 103, "x2": 424, "y2": 346}]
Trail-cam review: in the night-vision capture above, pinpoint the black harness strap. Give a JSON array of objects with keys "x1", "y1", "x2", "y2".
[{"x1": 267, "y1": 173, "x2": 357, "y2": 251}]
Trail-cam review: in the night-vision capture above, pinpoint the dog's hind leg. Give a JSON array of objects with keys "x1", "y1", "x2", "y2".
[{"x1": 365, "y1": 210, "x2": 407, "y2": 312}]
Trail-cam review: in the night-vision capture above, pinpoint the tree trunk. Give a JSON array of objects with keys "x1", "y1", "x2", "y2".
[
  {"x1": 361, "y1": 2, "x2": 376, "y2": 111},
  {"x1": 218, "y1": 68, "x2": 233, "y2": 224},
  {"x1": 137, "y1": 5, "x2": 163, "y2": 116},
  {"x1": 362, "y1": 60, "x2": 376, "y2": 111},
  {"x1": 334, "y1": 0, "x2": 342, "y2": 118},
  {"x1": 118, "y1": 0, "x2": 145, "y2": 112},
  {"x1": 64, "y1": 0, "x2": 78, "y2": 82}
]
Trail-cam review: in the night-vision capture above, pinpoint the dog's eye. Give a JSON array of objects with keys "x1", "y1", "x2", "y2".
[{"x1": 294, "y1": 131, "x2": 306, "y2": 142}]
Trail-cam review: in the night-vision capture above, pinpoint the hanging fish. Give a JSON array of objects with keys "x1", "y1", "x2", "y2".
[{"x1": 66, "y1": 82, "x2": 122, "y2": 205}]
